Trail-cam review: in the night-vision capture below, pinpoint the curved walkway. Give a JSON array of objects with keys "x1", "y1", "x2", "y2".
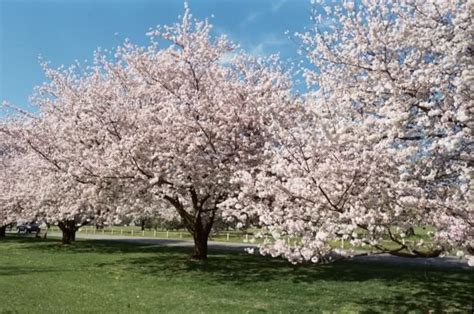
[{"x1": 49, "y1": 232, "x2": 471, "y2": 269}]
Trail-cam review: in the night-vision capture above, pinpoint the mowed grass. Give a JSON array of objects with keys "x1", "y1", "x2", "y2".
[{"x1": 0, "y1": 236, "x2": 472, "y2": 313}]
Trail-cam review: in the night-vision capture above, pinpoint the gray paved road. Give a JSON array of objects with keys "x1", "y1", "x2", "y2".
[
  {"x1": 47, "y1": 232, "x2": 471, "y2": 269},
  {"x1": 49, "y1": 231, "x2": 255, "y2": 252}
]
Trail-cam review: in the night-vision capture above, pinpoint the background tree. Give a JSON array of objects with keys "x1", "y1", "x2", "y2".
[
  {"x1": 0, "y1": 132, "x2": 27, "y2": 238},
  {"x1": 1, "y1": 112, "x2": 105, "y2": 244}
]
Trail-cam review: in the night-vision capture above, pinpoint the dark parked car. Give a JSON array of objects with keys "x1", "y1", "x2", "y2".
[{"x1": 17, "y1": 223, "x2": 41, "y2": 234}]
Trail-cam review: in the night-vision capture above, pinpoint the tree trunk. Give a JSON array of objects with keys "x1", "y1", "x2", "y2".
[
  {"x1": 141, "y1": 219, "x2": 146, "y2": 231},
  {"x1": 0, "y1": 225, "x2": 6, "y2": 238},
  {"x1": 61, "y1": 229, "x2": 76, "y2": 244},
  {"x1": 58, "y1": 220, "x2": 77, "y2": 245},
  {"x1": 42, "y1": 223, "x2": 51, "y2": 239},
  {"x1": 192, "y1": 228, "x2": 209, "y2": 260},
  {"x1": 163, "y1": 191, "x2": 217, "y2": 260},
  {"x1": 190, "y1": 208, "x2": 214, "y2": 260}
]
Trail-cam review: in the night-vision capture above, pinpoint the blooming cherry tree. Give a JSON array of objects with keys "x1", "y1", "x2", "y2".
[
  {"x1": 227, "y1": 0, "x2": 473, "y2": 264},
  {"x1": 2, "y1": 5, "x2": 291, "y2": 257}
]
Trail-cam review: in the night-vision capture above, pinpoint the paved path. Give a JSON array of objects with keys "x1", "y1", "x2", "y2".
[
  {"x1": 48, "y1": 232, "x2": 471, "y2": 269},
  {"x1": 49, "y1": 232, "x2": 255, "y2": 252}
]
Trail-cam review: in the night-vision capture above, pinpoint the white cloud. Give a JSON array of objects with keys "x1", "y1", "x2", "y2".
[
  {"x1": 246, "y1": 32, "x2": 289, "y2": 57},
  {"x1": 239, "y1": 11, "x2": 261, "y2": 27},
  {"x1": 249, "y1": 43, "x2": 266, "y2": 57},
  {"x1": 262, "y1": 33, "x2": 288, "y2": 47},
  {"x1": 271, "y1": 0, "x2": 289, "y2": 13},
  {"x1": 218, "y1": 52, "x2": 237, "y2": 65}
]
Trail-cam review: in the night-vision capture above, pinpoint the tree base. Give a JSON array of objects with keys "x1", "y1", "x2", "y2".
[
  {"x1": 61, "y1": 231, "x2": 76, "y2": 245},
  {"x1": 192, "y1": 235, "x2": 208, "y2": 260},
  {"x1": 189, "y1": 254, "x2": 208, "y2": 261},
  {"x1": 58, "y1": 220, "x2": 77, "y2": 245}
]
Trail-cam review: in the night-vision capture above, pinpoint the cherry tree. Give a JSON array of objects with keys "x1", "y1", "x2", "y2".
[
  {"x1": 226, "y1": 0, "x2": 473, "y2": 264},
  {"x1": 2, "y1": 5, "x2": 291, "y2": 257},
  {"x1": 0, "y1": 118, "x2": 98, "y2": 243}
]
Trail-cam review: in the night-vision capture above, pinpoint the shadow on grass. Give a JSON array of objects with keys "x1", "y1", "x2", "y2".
[
  {"x1": 0, "y1": 266, "x2": 62, "y2": 277},
  {"x1": 106, "y1": 252, "x2": 473, "y2": 311},
  {"x1": 2, "y1": 235, "x2": 473, "y2": 311}
]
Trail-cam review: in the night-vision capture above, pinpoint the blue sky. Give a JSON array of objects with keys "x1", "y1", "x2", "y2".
[{"x1": 0, "y1": 0, "x2": 313, "y2": 111}]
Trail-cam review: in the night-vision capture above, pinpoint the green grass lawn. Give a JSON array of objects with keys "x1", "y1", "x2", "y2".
[{"x1": 0, "y1": 236, "x2": 472, "y2": 313}]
